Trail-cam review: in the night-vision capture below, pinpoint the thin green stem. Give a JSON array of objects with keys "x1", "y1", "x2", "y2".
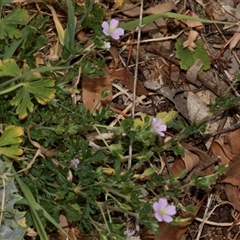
[
  {"x1": 0, "y1": 83, "x2": 24, "y2": 95},
  {"x1": 99, "y1": 203, "x2": 111, "y2": 233}
]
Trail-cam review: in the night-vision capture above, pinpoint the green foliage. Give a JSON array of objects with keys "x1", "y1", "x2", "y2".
[
  {"x1": 0, "y1": 160, "x2": 27, "y2": 239},
  {"x1": 0, "y1": 59, "x2": 56, "y2": 119},
  {"x1": 0, "y1": 125, "x2": 23, "y2": 159},
  {"x1": 208, "y1": 96, "x2": 240, "y2": 112},
  {"x1": 175, "y1": 38, "x2": 211, "y2": 71},
  {"x1": 0, "y1": 8, "x2": 29, "y2": 39},
  {"x1": 0, "y1": 1, "x2": 232, "y2": 239}
]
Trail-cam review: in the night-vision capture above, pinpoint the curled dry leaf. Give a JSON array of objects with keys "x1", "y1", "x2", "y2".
[
  {"x1": 171, "y1": 141, "x2": 214, "y2": 178},
  {"x1": 229, "y1": 25, "x2": 240, "y2": 51},
  {"x1": 183, "y1": 11, "x2": 204, "y2": 30},
  {"x1": 82, "y1": 69, "x2": 112, "y2": 111},
  {"x1": 144, "y1": 1, "x2": 176, "y2": 15},
  {"x1": 222, "y1": 155, "x2": 240, "y2": 212},
  {"x1": 171, "y1": 148, "x2": 200, "y2": 178},
  {"x1": 119, "y1": 0, "x2": 140, "y2": 17},
  {"x1": 183, "y1": 30, "x2": 199, "y2": 52},
  {"x1": 211, "y1": 129, "x2": 240, "y2": 165},
  {"x1": 120, "y1": 0, "x2": 176, "y2": 17}
]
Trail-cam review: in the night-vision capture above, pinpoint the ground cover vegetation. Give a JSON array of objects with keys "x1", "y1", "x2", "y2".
[{"x1": 1, "y1": 0, "x2": 240, "y2": 239}]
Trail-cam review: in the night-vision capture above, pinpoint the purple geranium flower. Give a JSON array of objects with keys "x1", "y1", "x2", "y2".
[
  {"x1": 71, "y1": 158, "x2": 80, "y2": 168},
  {"x1": 153, "y1": 198, "x2": 176, "y2": 223},
  {"x1": 102, "y1": 19, "x2": 124, "y2": 40},
  {"x1": 151, "y1": 118, "x2": 167, "y2": 137},
  {"x1": 124, "y1": 230, "x2": 135, "y2": 237}
]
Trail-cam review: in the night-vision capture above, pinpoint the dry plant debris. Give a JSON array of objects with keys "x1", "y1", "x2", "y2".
[{"x1": 2, "y1": 0, "x2": 240, "y2": 239}]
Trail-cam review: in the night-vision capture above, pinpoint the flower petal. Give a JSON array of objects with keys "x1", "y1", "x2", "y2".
[
  {"x1": 158, "y1": 198, "x2": 168, "y2": 209},
  {"x1": 162, "y1": 214, "x2": 173, "y2": 223},
  {"x1": 159, "y1": 125, "x2": 167, "y2": 132},
  {"x1": 153, "y1": 202, "x2": 161, "y2": 212},
  {"x1": 111, "y1": 28, "x2": 124, "y2": 40},
  {"x1": 166, "y1": 205, "x2": 176, "y2": 215},
  {"x1": 154, "y1": 212, "x2": 163, "y2": 222},
  {"x1": 152, "y1": 118, "x2": 160, "y2": 127},
  {"x1": 110, "y1": 19, "x2": 119, "y2": 29},
  {"x1": 102, "y1": 21, "x2": 110, "y2": 36}
]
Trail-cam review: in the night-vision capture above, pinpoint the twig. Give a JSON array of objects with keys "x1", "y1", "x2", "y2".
[
  {"x1": 196, "y1": 194, "x2": 213, "y2": 240},
  {"x1": 127, "y1": 0, "x2": 143, "y2": 237}
]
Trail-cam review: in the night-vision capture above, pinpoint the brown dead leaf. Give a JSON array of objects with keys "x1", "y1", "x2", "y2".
[
  {"x1": 211, "y1": 139, "x2": 233, "y2": 165},
  {"x1": 222, "y1": 155, "x2": 240, "y2": 212},
  {"x1": 82, "y1": 69, "x2": 112, "y2": 111},
  {"x1": 222, "y1": 176, "x2": 240, "y2": 186},
  {"x1": 229, "y1": 25, "x2": 240, "y2": 51},
  {"x1": 119, "y1": 0, "x2": 140, "y2": 17},
  {"x1": 144, "y1": 1, "x2": 176, "y2": 15},
  {"x1": 211, "y1": 129, "x2": 240, "y2": 165},
  {"x1": 182, "y1": 141, "x2": 214, "y2": 174},
  {"x1": 183, "y1": 30, "x2": 198, "y2": 52},
  {"x1": 225, "y1": 128, "x2": 240, "y2": 154},
  {"x1": 184, "y1": 11, "x2": 204, "y2": 30},
  {"x1": 112, "y1": 68, "x2": 149, "y2": 95},
  {"x1": 171, "y1": 148, "x2": 200, "y2": 177},
  {"x1": 109, "y1": 47, "x2": 120, "y2": 74}
]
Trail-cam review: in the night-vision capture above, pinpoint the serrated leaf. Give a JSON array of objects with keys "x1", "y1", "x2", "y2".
[
  {"x1": 0, "y1": 125, "x2": 24, "y2": 146},
  {"x1": 156, "y1": 110, "x2": 178, "y2": 124},
  {"x1": 26, "y1": 78, "x2": 56, "y2": 104},
  {"x1": 3, "y1": 8, "x2": 29, "y2": 25},
  {"x1": 175, "y1": 38, "x2": 211, "y2": 71},
  {"x1": 0, "y1": 8, "x2": 29, "y2": 39},
  {"x1": 0, "y1": 160, "x2": 26, "y2": 240},
  {"x1": 11, "y1": 87, "x2": 34, "y2": 120},
  {"x1": 0, "y1": 59, "x2": 21, "y2": 77},
  {"x1": 82, "y1": 3, "x2": 104, "y2": 29},
  {"x1": 8, "y1": 63, "x2": 56, "y2": 119},
  {"x1": 0, "y1": 126, "x2": 23, "y2": 158}
]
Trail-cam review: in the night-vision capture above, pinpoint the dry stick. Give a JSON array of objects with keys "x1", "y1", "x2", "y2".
[
  {"x1": 128, "y1": 0, "x2": 143, "y2": 169},
  {"x1": 196, "y1": 194, "x2": 213, "y2": 240},
  {"x1": 126, "y1": 0, "x2": 143, "y2": 237}
]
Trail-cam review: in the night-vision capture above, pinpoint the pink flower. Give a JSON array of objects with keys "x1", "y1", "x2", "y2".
[
  {"x1": 102, "y1": 19, "x2": 124, "y2": 40},
  {"x1": 71, "y1": 158, "x2": 80, "y2": 168},
  {"x1": 153, "y1": 198, "x2": 176, "y2": 223},
  {"x1": 151, "y1": 118, "x2": 167, "y2": 137}
]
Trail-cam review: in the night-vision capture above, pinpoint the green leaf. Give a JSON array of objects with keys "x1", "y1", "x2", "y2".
[
  {"x1": 0, "y1": 59, "x2": 21, "y2": 77},
  {"x1": 0, "y1": 125, "x2": 23, "y2": 146},
  {"x1": 1, "y1": 0, "x2": 14, "y2": 6},
  {"x1": 0, "y1": 125, "x2": 23, "y2": 159},
  {"x1": 120, "y1": 12, "x2": 235, "y2": 31},
  {"x1": 26, "y1": 78, "x2": 56, "y2": 104},
  {"x1": 0, "y1": 160, "x2": 27, "y2": 239},
  {"x1": 64, "y1": 0, "x2": 76, "y2": 50},
  {"x1": 82, "y1": 3, "x2": 104, "y2": 29},
  {"x1": 119, "y1": 203, "x2": 132, "y2": 211},
  {"x1": 175, "y1": 38, "x2": 211, "y2": 71},
  {"x1": 142, "y1": 167, "x2": 156, "y2": 176},
  {"x1": 0, "y1": 61, "x2": 56, "y2": 119},
  {"x1": 156, "y1": 110, "x2": 178, "y2": 124},
  {"x1": 108, "y1": 143, "x2": 124, "y2": 159},
  {"x1": 11, "y1": 87, "x2": 34, "y2": 119},
  {"x1": 3, "y1": 8, "x2": 29, "y2": 25},
  {"x1": 0, "y1": 8, "x2": 29, "y2": 39}
]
